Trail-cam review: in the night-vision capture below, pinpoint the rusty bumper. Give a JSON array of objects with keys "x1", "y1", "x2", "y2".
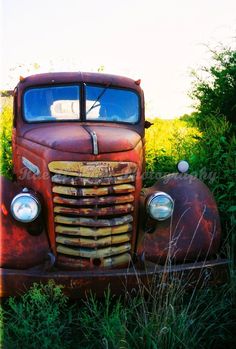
[{"x1": 0, "y1": 259, "x2": 229, "y2": 298}]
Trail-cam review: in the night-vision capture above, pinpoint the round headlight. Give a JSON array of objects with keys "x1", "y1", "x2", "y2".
[
  {"x1": 10, "y1": 193, "x2": 41, "y2": 223},
  {"x1": 147, "y1": 192, "x2": 174, "y2": 221}
]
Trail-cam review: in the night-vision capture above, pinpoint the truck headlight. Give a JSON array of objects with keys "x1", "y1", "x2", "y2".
[
  {"x1": 10, "y1": 193, "x2": 41, "y2": 223},
  {"x1": 146, "y1": 192, "x2": 174, "y2": 221}
]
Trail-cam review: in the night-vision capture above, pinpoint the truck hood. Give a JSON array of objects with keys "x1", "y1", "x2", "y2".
[{"x1": 22, "y1": 124, "x2": 141, "y2": 154}]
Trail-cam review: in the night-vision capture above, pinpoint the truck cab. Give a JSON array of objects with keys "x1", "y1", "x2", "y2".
[{"x1": 0, "y1": 72, "x2": 228, "y2": 297}]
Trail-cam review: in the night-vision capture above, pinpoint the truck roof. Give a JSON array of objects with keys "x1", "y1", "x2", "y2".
[{"x1": 17, "y1": 72, "x2": 142, "y2": 92}]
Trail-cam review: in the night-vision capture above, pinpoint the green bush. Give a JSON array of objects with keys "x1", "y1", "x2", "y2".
[
  {"x1": 144, "y1": 117, "x2": 201, "y2": 187},
  {"x1": 191, "y1": 47, "x2": 236, "y2": 127},
  {"x1": 189, "y1": 46, "x2": 236, "y2": 254},
  {"x1": 1, "y1": 281, "x2": 73, "y2": 349}
]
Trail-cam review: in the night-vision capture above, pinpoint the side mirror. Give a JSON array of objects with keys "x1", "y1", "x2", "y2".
[{"x1": 144, "y1": 120, "x2": 154, "y2": 129}]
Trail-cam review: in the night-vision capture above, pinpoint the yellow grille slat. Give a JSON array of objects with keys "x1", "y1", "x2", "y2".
[
  {"x1": 56, "y1": 233, "x2": 131, "y2": 248},
  {"x1": 52, "y1": 184, "x2": 135, "y2": 197},
  {"x1": 53, "y1": 194, "x2": 134, "y2": 206},
  {"x1": 57, "y1": 242, "x2": 131, "y2": 258},
  {"x1": 57, "y1": 253, "x2": 131, "y2": 268},
  {"x1": 54, "y1": 214, "x2": 133, "y2": 227},
  {"x1": 49, "y1": 161, "x2": 137, "y2": 177},
  {"x1": 55, "y1": 223, "x2": 132, "y2": 237},
  {"x1": 103, "y1": 253, "x2": 131, "y2": 268},
  {"x1": 54, "y1": 203, "x2": 134, "y2": 216},
  {"x1": 52, "y1": 173, "x2": 136, "y2": 186}
]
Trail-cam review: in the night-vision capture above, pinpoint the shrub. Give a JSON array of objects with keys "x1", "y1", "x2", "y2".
[
  {"x1": 144, "y1": 117, "x2": 201, "y2": 187},
  {"x1": 191, "y1": 47, "x2": 236, "y2": 127},
  {"x1": 1, "y1": 281, "x2": 73, "y2": 349}
]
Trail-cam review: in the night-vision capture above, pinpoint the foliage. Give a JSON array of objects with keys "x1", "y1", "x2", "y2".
[
  {"x1": 190, "y1": 47, "x2": 236, "y2": 128},
  {"x1": 1, "y1": 277, "x2": 235, "y2": 349},
  {"x1": 189, "y1": 117, "x2": 236, "y2": 251},
  {"x1": 144, "y1": 117, "x2": 201, "y2": 186},
  {"x1": 189, "y1": 46, "x2": 236, "y2": 254},
  {"x1": 0, "y1": 101, "x2": 13, "y2": 178},
  {"x1": 1, "y1": 281, "x2": 73, "y2": 349}
]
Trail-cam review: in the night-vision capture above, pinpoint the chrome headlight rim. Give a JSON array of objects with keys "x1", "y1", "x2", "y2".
[
  {"x1": 10, "y1": 193, "x2": 41, "y2": 223},
  {"x1": 146, "y1": 191, "x2": 174, "y2": 221}
]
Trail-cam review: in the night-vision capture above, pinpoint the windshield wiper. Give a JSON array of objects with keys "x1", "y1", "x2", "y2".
[{"x1": 86, "y1": 82, "x2": 111, "y2": 115}]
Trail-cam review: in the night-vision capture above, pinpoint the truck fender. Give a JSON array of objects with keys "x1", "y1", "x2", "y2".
[
  {"x1": 138, "y1": 174, "x2": 221, "y2": 264},
  {"x1": 0, "y1": 176, "x2": 50, "y2": 269}
]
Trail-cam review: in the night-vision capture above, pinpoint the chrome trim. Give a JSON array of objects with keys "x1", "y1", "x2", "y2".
[
  {"x1": 22, "y1": 157, "x2": 40, "y2": 176},
  {"x1": 91, "y1": 131, "x2": 98, "y2": 155},
  {"x1": 146, "y1": 191, "x2": 174, "y2": 221},
  {"x1": 10, "y1": 193, "x2": 41, "y2": 223}
]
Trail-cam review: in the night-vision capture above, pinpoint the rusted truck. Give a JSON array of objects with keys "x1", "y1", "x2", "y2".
[{"x1": 0, "y1": 72, "x2": 228, "y2": 297}]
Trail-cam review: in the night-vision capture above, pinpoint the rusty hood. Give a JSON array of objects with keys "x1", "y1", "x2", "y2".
[{"x1": 21, "y1": 124, "x2": 141, "y2": 154}]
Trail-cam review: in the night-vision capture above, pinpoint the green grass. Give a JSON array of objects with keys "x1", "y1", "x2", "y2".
[{"x1": 1, "y1": 275, "x2": 235, "y2": 349}]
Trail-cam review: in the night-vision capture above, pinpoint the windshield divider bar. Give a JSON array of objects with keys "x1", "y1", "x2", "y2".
[{"x1": 81, "y1": 83, "x2": 86, "y2": 121}]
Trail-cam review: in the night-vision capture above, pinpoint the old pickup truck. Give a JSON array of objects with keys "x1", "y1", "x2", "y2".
[{"x1": 0, "y1": 72, "x2": 228, "y2": 297}]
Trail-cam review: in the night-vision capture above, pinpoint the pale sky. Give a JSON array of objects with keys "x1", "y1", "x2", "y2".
[{"x1": 1, "y1": 0, "x2": 236, "y2": 118}]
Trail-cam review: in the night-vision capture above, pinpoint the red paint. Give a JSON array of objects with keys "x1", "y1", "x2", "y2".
[
  {"x1": 1, "y1": 204, "x2": 8, "y2": 216},
  {"x1": 137, "y1": 174, "x2": 221, "y2": 263},
  {"x1": 0, "y1": 177, "x2": 50, "y2": 269}
]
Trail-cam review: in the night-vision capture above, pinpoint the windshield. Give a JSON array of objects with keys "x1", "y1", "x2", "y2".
[
  {"x1": 86, "y1": 86, "x2": 139, "y2": 123},
  {"x1": 23, "y1": 84, "x2": 139, "y2": 123},
  {"x1": 24, "y1": 85, "x2": 80, "y2": 122}
]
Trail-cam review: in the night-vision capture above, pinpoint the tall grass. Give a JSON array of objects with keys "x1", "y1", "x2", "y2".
[{"x1": 1, "y1": 276, "x2": 235, "y2": 349}]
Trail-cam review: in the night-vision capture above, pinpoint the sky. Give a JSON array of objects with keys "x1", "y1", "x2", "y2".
[{"x1": 1, "y1": 0, "x2": 236, "y2": 118}]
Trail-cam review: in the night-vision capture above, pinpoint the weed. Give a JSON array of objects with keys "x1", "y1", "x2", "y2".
[{"x1": 1, "y1": 281, "x2": 73, "y2": 349}]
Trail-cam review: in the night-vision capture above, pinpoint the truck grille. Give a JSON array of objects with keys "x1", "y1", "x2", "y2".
[{"x1": 48, "y1": 161, "x2": 137, "y2": 269}]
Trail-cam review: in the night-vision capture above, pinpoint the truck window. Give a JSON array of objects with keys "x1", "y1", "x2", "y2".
[
  {"x1": 86, "y1": 86, "x2": 139, "y2": 123},
  {"x1": 23, "y1": 85, "x2": 80, "y2": 122},
  {"x1": 23, "y1": 84, "x2": 139, "y2": 124}
]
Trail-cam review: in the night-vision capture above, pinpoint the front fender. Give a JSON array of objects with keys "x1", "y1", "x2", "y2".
[
  {"x1": 137, "y1": 174, "x2": 221, "y2": 263},
  {"x1": 0, "y1": 176, "x2": 50, "y2": 269}
]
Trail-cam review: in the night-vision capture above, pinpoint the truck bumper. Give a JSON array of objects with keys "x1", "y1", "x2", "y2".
[{"x1": 0, "y1": 259, "x2": 229, "y2": 298}]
